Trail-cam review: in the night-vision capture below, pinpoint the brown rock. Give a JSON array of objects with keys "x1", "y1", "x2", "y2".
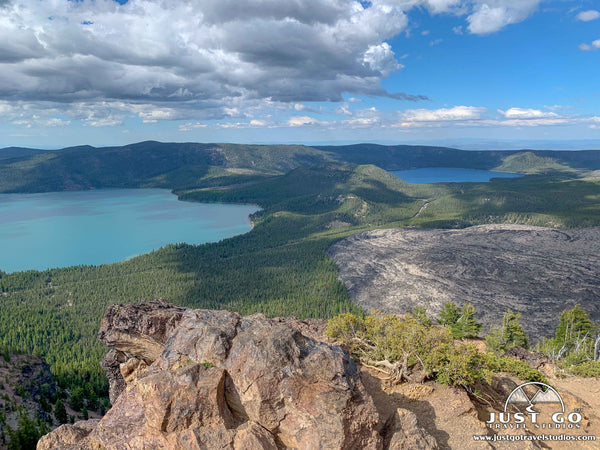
[
  {"x1": 41, "y1": 301, "x2": 389, "y2": 449},
  {"x1": 387, "y1": 408, "x2": 438, "y2": 450},
  {"x1": 37, "y1": 420, "x2": 100, "y2": 450},
  {"x1": 233, "y1": 422, "x2": 278, "y2": 450},
  {"x1": 101, "y1": 349, "x2": 128, "y2": 405},
  {"x1": 120, "y1": 357, "x2": 149, "y2": 385},
  {"x1": 97, "y1": 300, "x2": 185, "y2": 404},
  {"x1": 98, "y1": 300, "x2": 186, "y2": 361}
]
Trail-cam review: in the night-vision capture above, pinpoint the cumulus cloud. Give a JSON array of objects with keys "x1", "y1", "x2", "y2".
[
  {"x1": 467, "y1": 0, "x2": 541, "y2": 35},
  {"x1": 0, "y1": 0, "x2": 431, "y2": 126},
  {"x1": 498, "y1": 108, "x2": 558, "y2": 119},
  {"x1": 0, "y1": 0, "x2": 551, "y2": 129},
  {"x1": 420, "y1": 0, "x2": 465, "y2": 14},
  {"x1": 576, "y1": 10, "x2": 600, "y2": 22},
  {"x1": 488, "y1": 107, "x2": 581, "y2": 127},
  {"x1": 579, "y1": 40, "x2": 600, "y2": 51},
  {"x1": 288, "y1": 116, "x2": 327, "y2": 127},
  {"x1": 389, "y1": 105, "x2": 586, "y2": 129},
  {"x1": 179, "y1": 122, "x2": 208, "y2": 132},
  {"x1": 343, "y1": 117, "x2": 379, "y2": 127},
  {"x1": 397, "y1": 105, "x2": 487, "y2": 124}
]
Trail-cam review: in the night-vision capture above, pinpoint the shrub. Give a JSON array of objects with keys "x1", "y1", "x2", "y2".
[
  {"x1": 568, "y1": 361, "x2": 600, "y2": 378},
  {"x1": 483, "y1": 354, "x2": 547, "y2": 383},
  {"x1": 328, "y1": 311, "x2": 491, "y2": 386}
]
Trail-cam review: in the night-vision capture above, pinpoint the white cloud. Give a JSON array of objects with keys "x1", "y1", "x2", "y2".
[
  {"x1": 85, "y1": 117, "x2": 122, "y2": 127},
  {"x1": 0, "y1": 0, "x2": 423, "y2": 127},
  {"x1": 579, "y1": 39, "x2": 600, "y2": 51},
  {"x1": 44, "y1": 118, "x2": 70, "y2": 127},
  {"x1": 498, "y1": 108, "x2": 558, "y2": 119},
  {"x1": 250, "y1": 119, "x2": 268, "y2": 127},
  {"x1": 576, "y1": 10, "x2": 600, "y2": 22},
  {"x1": 389, "y1": 104, "x2": 589, "y2": 129},
  {"x1": 287, "y1": 116, "x2": 327, "y2": 127},
  {"x1": 585, "y1": 117, "x2": 600, "y2": 129},
  {"x1": 421, "y1": 0, "x2": 465, "y2": 14},
  {"x1": 467, "y1": 0, "x2": 541, "y2": 35},
  {"x1": 430, "y1": 38, "x2": 443, "y2": 46},
  {"x1": 336, "y1": 103, "x2": 352, "y2": 116},
  {"x1": 363, "y1": 42, "x2": 403, "y2": 77},
  {"x1": 343, "y1": 117, "x2": 379, "y2": 127},
  {"x1": 0, "y1": 101, "x2": 13, "y2": 116},
  {"x1": 347, "y1": 97, "x2": 363, "y2": 103},
  {"x1": 453, "y1": 26, "x2": 464, "y2": 34},
  {"x1": 179, "y1": 122, "x2": 208, "y2": 132},
  {"x1": 398, "y1": 105, "x2": 487, "y2": 123},
  {"x1": 224, "y1": 107, "x2": 241, "y2": 117},
  {"x1": 0, "y1": 0, "x2": 561, "y2": 131},
  {"x1": 497, "y1": 118, "x2": 568, "y2": 127},
  {"x1": 136, "y1": 108, "x2": 177, "y2": 123}
]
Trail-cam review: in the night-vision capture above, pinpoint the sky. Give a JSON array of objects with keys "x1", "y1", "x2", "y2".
[{"x1": 0, "y1": 0, "x2": 599, "y2": 149}]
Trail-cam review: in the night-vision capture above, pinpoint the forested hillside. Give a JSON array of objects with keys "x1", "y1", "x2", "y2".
[
  {"x1": 318, "y1": 144, "x2": 600, "y2": 172},
  {"x1": 2, "y1": 141, "x2": 600, "y2": 193},
  {"x1": 0, "y1": 147, "x2": 48, "y2": 161}
]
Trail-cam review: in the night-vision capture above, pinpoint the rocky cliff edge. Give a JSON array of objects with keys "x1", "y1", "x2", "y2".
[{"x1": 38, "y1": 300, "x2": 438, "y2": 449}]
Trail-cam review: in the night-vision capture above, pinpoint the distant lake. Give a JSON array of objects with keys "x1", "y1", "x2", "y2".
[
  {"x1": 0, "y1": 189, "x2": 259, "y2": 273},
  {"x1": 390, "y1": 167, "x2": 523, "y2": 184}
]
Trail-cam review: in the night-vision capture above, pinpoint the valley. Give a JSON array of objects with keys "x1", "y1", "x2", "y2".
[{"x1": 1, "y1": 142, "x2": 600, "y2": 447}]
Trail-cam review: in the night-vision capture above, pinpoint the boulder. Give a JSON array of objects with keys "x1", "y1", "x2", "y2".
[{"x1": 40, "y1": 301, "x2": 386, "y2": 449}]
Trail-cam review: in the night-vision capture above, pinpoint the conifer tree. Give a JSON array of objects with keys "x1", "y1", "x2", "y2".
[
  {"x1": 455, "y1": 302, "x2": 482, "y2": 339},
  {"x1": 438, "y1": 302, "x2": 481, "y2": 339},
  {"x1": 486, "y1": 309, "x2": 529, "y2": 354},
  {"x1": 54, "y1": 399, "x2": 67, "y2": 425}
]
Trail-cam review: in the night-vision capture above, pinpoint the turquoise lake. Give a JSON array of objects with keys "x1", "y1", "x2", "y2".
[
  {"x1": 390, "y1": 167, "x2": 523, "y2": 184},
  {"x1": 0, "y1": 189, "x2": 259, "y2": 273}
]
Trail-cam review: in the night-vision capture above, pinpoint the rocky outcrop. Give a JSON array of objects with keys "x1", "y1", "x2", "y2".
[
  {"x1": 328, "y1": 225, "x2": 600, "y2": 339},
  {"x1": 0, "y1": 353, "x2": 58, "y2": 435},
  {"x1": 40, "y1": 300, "x2": 411, "y2": 449}
]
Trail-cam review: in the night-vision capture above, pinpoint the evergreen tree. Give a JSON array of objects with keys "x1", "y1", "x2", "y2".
[
  {"x1": 70, "y1": 387, "x2": 85, "y2": 412},
  {"x1": 555, "y1": 305, "x2": 595, "y2": 347},
  {"x1": 438, "y1": 302, "x2": 481, "y2": 339},
  {"x1": 455, "y1": 302, "x2": 482, "y2": 339},
  {"x1": 438, "y1": 303, "x2": 460, "y2": 327},
  {"x1": 7, "y1": 414, "x2": 40, "y2": 450},
  {"x1": 54, "y1": 399, "x2": 67, "y2": 425},
  {"x1": 486, "y1": 309, "x2": 529, "y2": 354},
  {"x1": 501, "y1": 309, "x2": 529, "y2": 349}
]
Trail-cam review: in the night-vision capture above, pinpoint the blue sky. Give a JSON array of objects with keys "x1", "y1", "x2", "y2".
[{"x1": 0, "y1": 0, "x2": 599, "y2": 149}]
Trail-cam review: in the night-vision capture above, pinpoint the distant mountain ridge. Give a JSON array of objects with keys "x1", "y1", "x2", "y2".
[
  {"x1": 1, "y1": 141, "x2": 599, "y2": 193},
  {"x1": 0, "y1": 147, "x2": 50, "y2": 161}
]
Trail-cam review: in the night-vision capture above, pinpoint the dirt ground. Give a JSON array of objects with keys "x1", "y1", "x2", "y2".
[{"x1": 361, "y1": 366, "x2": 600, "y2": 449}]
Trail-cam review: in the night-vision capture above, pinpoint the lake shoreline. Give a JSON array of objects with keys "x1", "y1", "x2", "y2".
[{"x1": 0, "y1": 188, "x2": 259, "y2": 274}]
